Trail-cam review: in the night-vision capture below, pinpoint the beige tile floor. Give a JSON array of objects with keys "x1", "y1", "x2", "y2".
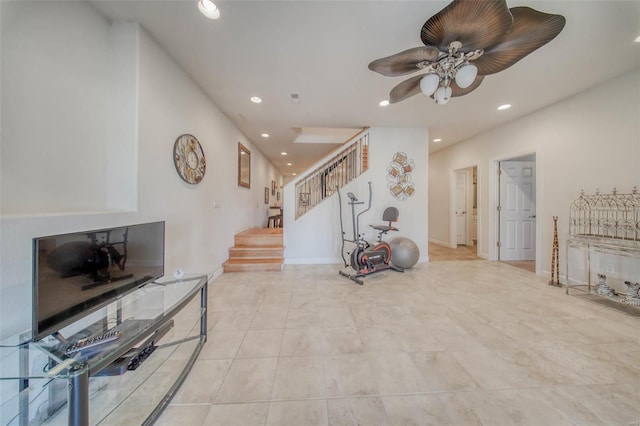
[{"x1": 156, "y1": 261, "x2": 640, "y2": 426}]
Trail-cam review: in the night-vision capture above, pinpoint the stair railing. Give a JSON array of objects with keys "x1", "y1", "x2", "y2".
[{"x1": 295, "y1": 131, "x2": 369, "y2": 219}]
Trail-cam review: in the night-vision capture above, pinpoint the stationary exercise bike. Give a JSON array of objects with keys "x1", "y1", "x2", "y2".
[{"x1": 337, "y1": 182, "x2": 404, "y2": 285}]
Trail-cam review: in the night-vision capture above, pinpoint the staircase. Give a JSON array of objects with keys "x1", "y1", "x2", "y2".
[
  {"x1": 295, "y1": 130, "x2": 368, "y2": 220},
  {"x1": 222, "y1": 228, "x2": 284, "y2": 272}
]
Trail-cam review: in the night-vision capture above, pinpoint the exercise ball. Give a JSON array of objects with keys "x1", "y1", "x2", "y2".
[{"x1": 390, "y1": 237, "x2": 420, "y2": 269}]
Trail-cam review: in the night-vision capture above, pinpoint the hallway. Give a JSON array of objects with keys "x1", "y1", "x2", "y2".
[
  {"x1": 428, "y1": 242, "x2": 479, "y2": 261},
  {"x1": 429, "y1": 243, "x2": 536, "y2": 274}
]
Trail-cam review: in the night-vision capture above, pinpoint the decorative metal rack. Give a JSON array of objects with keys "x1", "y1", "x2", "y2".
[
  {"x1": 565, "y1": 187, "x2": 640, "y2": 305},
  {"x1": 569, "y1": 187, "x2": 640, "y2": 242}
]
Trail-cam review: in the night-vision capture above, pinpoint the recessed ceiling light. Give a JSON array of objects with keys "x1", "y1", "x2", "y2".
[
  {"x1": 497, "y1": 104, "x2": 512, "y2": 111},
  {"x1": 197, "y1": 0, "x2": 220, "y2": 19},
  {"x1": 261, "y1": 133, "x2": 269, "y2": 138},
  {"x1": 292, "y1": 173, "x2": 297, "y2": 176},
  {"x1": 286, "y1": 162, "x2": 292, "y2": 166},
  {"x1": 635, "y1": 35, "x2": 640, "y2": 43},
  {"x1": 433, "y1": 138, "x2": 442, "y2": 143},
  {"x1": 379, "y1": 100, "x2": 390, "y2": 107},
  {"x1": 281, "y1": 152, "x2": 287, "y2": 156},
  {"x1": 250, "y1": 96, "x2": 262, "y2": 104}
]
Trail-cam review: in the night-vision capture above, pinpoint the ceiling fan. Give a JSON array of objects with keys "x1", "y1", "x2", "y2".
[{"x1": 368, "y1": 0, "x2": 566, "y2": 105}]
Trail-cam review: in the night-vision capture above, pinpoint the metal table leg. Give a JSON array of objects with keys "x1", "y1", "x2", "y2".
[{"x1": 68, "y1": 368, "x2": 89, "y2": 426}]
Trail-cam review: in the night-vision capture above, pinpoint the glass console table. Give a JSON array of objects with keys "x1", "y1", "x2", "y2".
[{"x1": 0, "y1": 275, "x2": 208, "y2": 426}]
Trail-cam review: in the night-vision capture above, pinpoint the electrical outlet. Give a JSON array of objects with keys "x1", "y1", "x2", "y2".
[{"x1": 606, "y1": 264, "x2": 615, "y2": 274}]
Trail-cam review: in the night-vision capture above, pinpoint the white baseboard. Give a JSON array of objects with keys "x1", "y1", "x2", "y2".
[
  {"x1": 428, "y1": 237, "x2": 449, "y2": 247},
  {"x1": 209, "y1": 267, "x2": 224, "y2": 281}
]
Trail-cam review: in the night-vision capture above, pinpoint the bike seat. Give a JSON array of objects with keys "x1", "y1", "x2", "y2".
[
  {"x1": 370, "y1": 207, "x2": 400, "y2": 235},
  {"x1": 370, "y1": 224, "x2": 398, "y2": 233}
]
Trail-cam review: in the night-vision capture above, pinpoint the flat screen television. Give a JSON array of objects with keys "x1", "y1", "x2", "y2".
[{"x1": 32, "y1": 221, "x2": 165, "y2": 340}]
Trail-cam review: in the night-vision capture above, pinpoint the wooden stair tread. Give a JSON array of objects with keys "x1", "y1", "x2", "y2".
[
  {"x1": 229, "y1": 248, "x2": 284, "y2": 259},
  {"x1": 235, "y1": 237, "x2": 283, "y2": 246},
  {"x1": 236, "y1": 228, "x2": 283, "y2": 236},
  {"x1": 224, "y1": 258, "x2": 283, "y2": 264},
  {"x1": 231, "y1": 245, "x2": 284, "y2": 249},
  {"x1": 224, "y1": 227, "x2": 284, "y2": 273}
]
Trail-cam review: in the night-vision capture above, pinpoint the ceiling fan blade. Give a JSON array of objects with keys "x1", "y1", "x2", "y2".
[
  {"x1": 389, "y1": 74, "x2": 424, "y2": 104},
  {"x1": 368, "y1": 46, "x2": 441, "y2": 77},
  {"x1": 450, "y1": 75, "x2": 485, "y2": 97},
  {"x1": 473, "y1": 7, "x2": 566, "y2": 75},
  {"x1": 421, "y1": 0, "x2": 513, "y2": 51}
]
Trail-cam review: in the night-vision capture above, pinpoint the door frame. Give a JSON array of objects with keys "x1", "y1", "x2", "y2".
[
  {"x1": 449, "y1": 164, "x2": 479, "y2": 252},
  {"x1": 488, "y1": 147, "x2": 543, "y2": 274},
  {"x1": 454, "y1": 169, "x2": 468, "y2": 246}
]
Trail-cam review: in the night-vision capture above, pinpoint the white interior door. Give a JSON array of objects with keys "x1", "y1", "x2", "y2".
[
  {"x1": 499, "y1": 161, "x2": 536, "y2": 260},
  {"x1": 456, "y1": 171, "x2": 467, "y2": 245}
]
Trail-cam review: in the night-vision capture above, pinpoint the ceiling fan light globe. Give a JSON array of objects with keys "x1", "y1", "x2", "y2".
[
  {"x1": 420, "y1": 73, "x2": 440, "y2": 97},
  {"x1": 198, "y1": 0, "x2": 220, "y2": 19},
  {"x1": 455, "y1": 64, "x2": 477, "y2": 89},
  {"x1": 434, "y1": 86, "x2": 452, "y2": 104}
]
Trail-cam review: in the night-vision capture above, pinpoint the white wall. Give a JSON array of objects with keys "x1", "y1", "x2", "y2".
[
  {"x1": 429, "y1": 69, "x2": 640, "y2": 276},
  {"x1": 107, "y1": 21, "x2": 139, "y2": 211},
  {"x1": 1, "y1": 1, "x2": 116, "y2": 214},
  {"x1": 0, "y1": 1, "x2": 281, "y2": 340},
  {"x1": 284, "y1": 127, "x2": 429, "y2": 265}
]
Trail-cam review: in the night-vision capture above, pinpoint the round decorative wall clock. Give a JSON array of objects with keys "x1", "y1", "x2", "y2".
[{"x1": 173, "y1": 134, "x2": 206, "y2": 184}]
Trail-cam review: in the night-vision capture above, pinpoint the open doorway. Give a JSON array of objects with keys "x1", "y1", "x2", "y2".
[
  {"x1": 496, "y1": 153, "x2": 537, "y2": 273},
  {"x1": 433, "y1": 165, "x2": 479, "y2": 261}
]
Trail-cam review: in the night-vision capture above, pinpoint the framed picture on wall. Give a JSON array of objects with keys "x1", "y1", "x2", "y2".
[
  {"x1": 238, "y1": 143, "x2": 251, "y2": 188},
  {"x1": 271, "y1": 180, "x2": 276, "y2": 195},
  {"x1": 277, "y1": 191, "x2": 280, "y2": 201},
  {"x1": 264, "y1": 187, "x2": 269, "y2": 204},
  {"x1": 299, "y1": 192, "x2": 310, "y2": 206}
]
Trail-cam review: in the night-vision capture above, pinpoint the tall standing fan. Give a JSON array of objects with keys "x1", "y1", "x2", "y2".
[{"x1": 368, "y1": 0, "x2": 565, "y2": 105}]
